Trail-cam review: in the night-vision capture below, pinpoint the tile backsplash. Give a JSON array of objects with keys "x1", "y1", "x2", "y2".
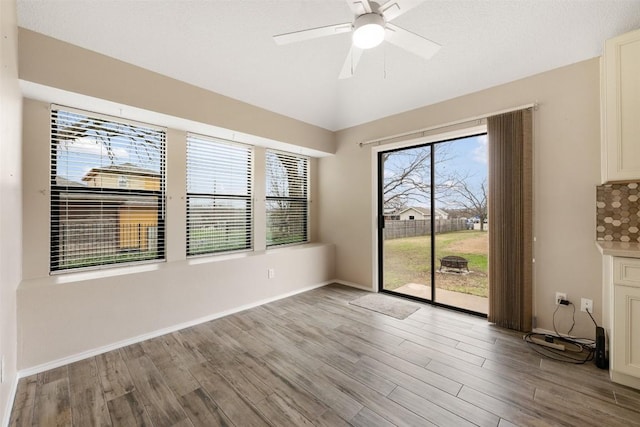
[{"x1": 596, "y1": 181, "x2": 640, "y2": 242}]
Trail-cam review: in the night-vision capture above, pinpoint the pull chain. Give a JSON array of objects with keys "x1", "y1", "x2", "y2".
[{"x1": 384, "y1": 44, "x2": 387, "y2": 79}]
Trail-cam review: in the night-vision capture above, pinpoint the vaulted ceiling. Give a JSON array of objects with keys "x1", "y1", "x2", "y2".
[{"x1": 16, "y1": 0, "x2": 640, "y2": 131}]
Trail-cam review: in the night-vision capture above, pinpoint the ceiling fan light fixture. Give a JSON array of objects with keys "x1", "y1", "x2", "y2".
[{"x1": 352, "y1": 13, "x2": 385, "y2": 49}]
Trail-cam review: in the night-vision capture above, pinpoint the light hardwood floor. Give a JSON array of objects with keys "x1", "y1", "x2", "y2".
[{"x1": 9, "y1": 284, "x2": 640, "y2": 426}]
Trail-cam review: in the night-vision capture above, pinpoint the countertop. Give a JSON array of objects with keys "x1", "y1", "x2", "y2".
[{"x1": 596, "y1": 241, "x2": 640, "y2": 258}]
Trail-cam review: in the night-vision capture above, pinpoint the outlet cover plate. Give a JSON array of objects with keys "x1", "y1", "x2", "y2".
[{"x1": 581, "y1": 298, "x2": 593, "y2": 313}]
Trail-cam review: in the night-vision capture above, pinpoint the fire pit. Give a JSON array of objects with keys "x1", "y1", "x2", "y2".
[{"x1": 439, "y1": 255, "x2": 469, "y2": 272}]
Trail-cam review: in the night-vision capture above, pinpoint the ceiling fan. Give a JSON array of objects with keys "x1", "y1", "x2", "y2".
[{"x1": 273, "y1": 0, "x2": 441, "y2": 79}]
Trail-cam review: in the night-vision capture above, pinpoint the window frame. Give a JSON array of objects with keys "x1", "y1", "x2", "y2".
[
  {"x1": 49, "y1": 106, "x2": 167, "y2": 273},
  {"x1": 265, "y1": 149, "x2": 309, "y2": 248},
  {"x1": 185, "y1": 133, "x2": 254, "y2": 257}
]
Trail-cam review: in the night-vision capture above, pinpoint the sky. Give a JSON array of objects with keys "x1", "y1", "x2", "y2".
[
  {"x1": 53, "y1": 109, "x2": 163, "y2": 186},
  {"x1": 56, "y1": 137, "x2": 132, "y2": 184},
  {"x1": 439, "y1": 133, "x2": 488, "y2": 187},
  {"x1": 382, "y1": 133, "x2": 488, "y2": 209}
]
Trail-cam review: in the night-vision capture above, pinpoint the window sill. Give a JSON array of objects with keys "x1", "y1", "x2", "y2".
[
  {"x1": 19, "y1": 242, "x2": 330, "y2": 290},
  {"x1": 21, "y1": 262, "x2": 163, "y2": 289}
]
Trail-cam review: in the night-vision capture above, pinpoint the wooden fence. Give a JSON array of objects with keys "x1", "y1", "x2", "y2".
[
  {"x1": 59, "y1": 222, "x2": 158, "y2": 263},
  {"x1": 384, "y1": 219, "x2": 468, "y2": 240}
]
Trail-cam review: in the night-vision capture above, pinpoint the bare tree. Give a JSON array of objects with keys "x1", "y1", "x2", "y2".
[
  {"x1": 54, "y1": 111, "x2": 163, "y2": 165},
  {"x1": 381, "y1": 144, "x2": 456, "y2": 211},
  {"x1": 266, "y1": 152, "x2": 307, "y2": 243},
  {"x1": 444, "y1": 175, "x2": 488, "y2": 231}
]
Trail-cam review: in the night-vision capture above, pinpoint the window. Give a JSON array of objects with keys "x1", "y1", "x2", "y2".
[
  {"x1": 266, "y1": 150, "x2": 308, "y2": 247},
  {"x1": 118, "y1": 175, "x2": 129, "y2": 188},
  {"x1": 186, "y1": 134, "x2": 253, "y2": 255},
  {"x1": 50, "y1": 107, "x2": 166, "y2": 272}
]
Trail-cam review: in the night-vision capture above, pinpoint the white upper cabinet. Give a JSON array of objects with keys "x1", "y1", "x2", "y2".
[{"x1": 602, "y1": 28, "x2": 640, "y2": 183}]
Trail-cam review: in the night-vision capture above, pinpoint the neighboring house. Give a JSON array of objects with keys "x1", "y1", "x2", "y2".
[
  {"x1": 397, "y1": 207, "x2": 449, "y2": 221},
  {"x1": 82, "y1": 162, "x2": 160, "y2": 191},
  {"x1": 79, "y1": 163, "x2": 160, "y2": 251},
  {"x1": 383, "y1": 207, "x2": 400, "y2": 220}
]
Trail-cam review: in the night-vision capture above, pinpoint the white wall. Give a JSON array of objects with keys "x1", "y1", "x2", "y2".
[
  {"x1": 0, "y1": 0, "x2": 22, "y2": 424},
  {"x1": 17, "y1": 32, "x2": 336, "y2": 371},
  {"x1": 319, "y1": 59, "x2": 603, "y2": 339}
]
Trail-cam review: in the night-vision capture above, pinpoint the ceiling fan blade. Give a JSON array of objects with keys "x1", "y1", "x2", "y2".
[
  {"x1": 339, "y1": 46, "x2": 364, "y2": 79},
  {"x1": 273, "y1": 23, "x2": 352, "y2": 45},
  {"x1": 380, "y1": 0, "x2": 426, "y2": 21},
  {"x1": 345, "y1": 0, "x2": 372, "y2": 16},
  {"x1": 385, "y1": 23, "x2": 440, "y2": 61}
]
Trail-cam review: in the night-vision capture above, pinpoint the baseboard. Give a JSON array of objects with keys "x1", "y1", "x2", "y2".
[
  {"x1": 18, "y1": 281, "x2": 329, "y2": 378},
  {"x1": 332, "y1": 279, "x2": 374, "y2": 291},
  {"x1": 2, "y1": 375, "x2": 19, "y2": 427},
  {"x1": 611, "y1": 370, "x2": 640, "y2": 391}
]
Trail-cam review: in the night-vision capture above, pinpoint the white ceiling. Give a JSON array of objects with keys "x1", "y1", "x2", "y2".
[{"x1": 16, "y1": 0, "x2": 640, "y2": 131}]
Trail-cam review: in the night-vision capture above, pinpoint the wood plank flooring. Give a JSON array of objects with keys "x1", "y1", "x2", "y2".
[{"x1": 9, "y1": 284, "x2": 640, "y2": 426}]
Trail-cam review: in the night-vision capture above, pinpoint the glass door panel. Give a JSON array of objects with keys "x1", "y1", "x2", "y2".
[
  {"x1": 433, "y1": 137, "x2": 489, "y2": 314},
  {"x1": 380, "y1": 144, "x2": 434, "y2": 301},
  {"x1": 379, "y1": 134, "x2": 489, "y2": 315}
]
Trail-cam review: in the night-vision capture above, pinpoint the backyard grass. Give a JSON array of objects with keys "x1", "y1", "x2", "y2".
[{"x1": 383, "y1": 230, "x2": 489, "y2": 297}]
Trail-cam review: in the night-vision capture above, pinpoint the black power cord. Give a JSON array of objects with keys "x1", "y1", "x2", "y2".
[
  {"x1": 553, "y1": 299, "x2": 575, "y2": 337},
  {"x1": 523, "y1": 300, "x2": 596, "y2": 364},
  {"x1": 586, "y1": 307, "x2": 599, "y2": 328}
]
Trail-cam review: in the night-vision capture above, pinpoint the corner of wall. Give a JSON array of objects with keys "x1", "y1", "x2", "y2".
[{"x1": 0, "y1": 0, "x2": 23, "y2": 424}]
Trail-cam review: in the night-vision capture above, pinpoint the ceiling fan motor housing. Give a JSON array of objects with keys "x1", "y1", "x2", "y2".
[
  {"x1": 272, "y1": 0, "x2": 441, "y2": 79},
  {"x1": 352, "y1": 13, "x2": 386, "y2": 49}
]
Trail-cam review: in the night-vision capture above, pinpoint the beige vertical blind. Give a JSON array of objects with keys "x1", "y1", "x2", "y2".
[
  {"x1": 487, "y1": 108, "x2": 533, "y2": 331},
  {"x1": 266, "y1": 150, "x2": 309, "y2": 247},
  {"x1": 186, "y1": 134, "x2": 253, "y2": 256},
  {"x1": 50, "y1": 107, "x2": 166, "y2": 272}
]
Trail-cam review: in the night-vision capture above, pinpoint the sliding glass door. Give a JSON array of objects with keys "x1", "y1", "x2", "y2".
[{"x1": 378, "y1": 134, "x2": 489, "y2": 315}]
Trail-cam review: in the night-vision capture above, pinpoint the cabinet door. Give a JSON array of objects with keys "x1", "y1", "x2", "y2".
[
  {"x1": 613, "y1": 284, "x2": 640, "y2": 377},
  {"x1": 613, "y1": 256, "x2": 640, "y2": 286},
  {"x1": 602, "y1": 28, "x2": 640, "y2": 182}
]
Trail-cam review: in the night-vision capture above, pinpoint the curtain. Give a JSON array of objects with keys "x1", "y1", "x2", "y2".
[{"x1": 487, "y1": 109, "x2": 533, "y2": 331}]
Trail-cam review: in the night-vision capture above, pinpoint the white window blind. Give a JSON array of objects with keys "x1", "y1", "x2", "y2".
[
  {"x1": 266, "y1": 150, "x2": 309, "y2": 247},
  {"x1": 186, "y1": 134, "x2": 253, "y2": 255},
  {"x1": 50, "y1": 107, "x2": 166, "y2": 272}
]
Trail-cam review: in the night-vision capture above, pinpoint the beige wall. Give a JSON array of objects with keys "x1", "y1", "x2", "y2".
[
  {"x1": 0, "y1": 0, "x2": 22, "y2": 423},
  {"x1": 319, "y1": 58, "x2": 603, "y2": 339},
  {"x1": 18, "y1": 242, "x2": 335, "y2": 370},
  {"x1": 18, "y1": 28, "x2": 336, "y2": 155},
  {"x1": 13, "y1": 23, "x2": 604, "y2": 373},
  {"x1": 17, "y1": 29, "x2": 336, "y2": 371},
  {"x1": 19, "y1": 96, "x2": 333, "y2": 370}
]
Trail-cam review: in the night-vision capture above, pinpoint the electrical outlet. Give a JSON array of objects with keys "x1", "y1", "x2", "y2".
[
  {"x1": 555, "y1": 292, "x2": 567, "y2": 305},
  {"x1": 581, "y1": 298, "x2": 593, "y2": 313},
  {"x1": 268, "y1": 268, "x2": 275, "y2": 279}
]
